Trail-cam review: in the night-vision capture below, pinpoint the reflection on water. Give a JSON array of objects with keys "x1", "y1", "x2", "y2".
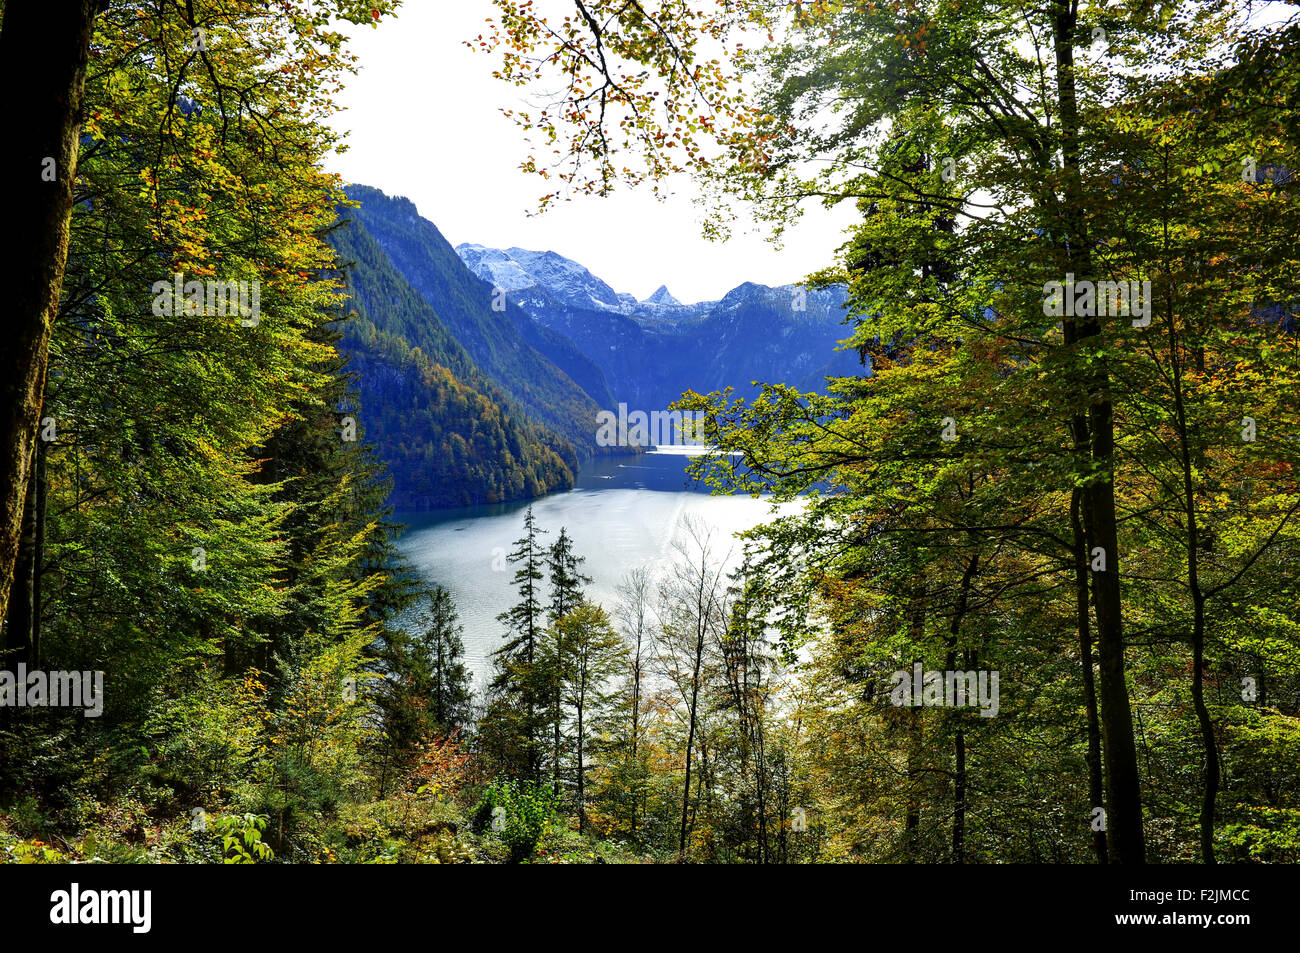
[{"x1": 395, "y1": 448, "x2": 785, "y2": 688}]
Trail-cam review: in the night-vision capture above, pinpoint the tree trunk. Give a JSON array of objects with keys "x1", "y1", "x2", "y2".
[
  {"x1": 1053, "y1": 0, "x2": 1145, "y2": 863},
  {"x1": 0, "y1": 0, "x2": 96, "y2": 627},
  {"x1": 904, "y1": 585, "x2": 926, "y2": 860},
  {"x1": 553, "y1": 632, "x2": 563, "y2": 799},
  {"x1": 630, "y1": 627, "x2": 642, "y2": 836},
  {"x1": 1072, "y1": 488, "x2": 1109, "y2": 863},
  {"x1": 576, "y1": 666, "x2": 587, "y2": 833},
  {"x1": 952, "y1": 722, "x2": 966, "y2": 863},
  {"x1": 1083, "y1": 364, "x2": 1145, "y2": 865},
  {"x1": 1190, "y1": 591, "x2": 1217, "y2": 862},
  {"x1": 946, "y1": 554, "x2": 979, "y2": 863},
  {"x1": 1163, "y1": 269, "x2": 1218, "y2": 863},
  {"x1": 4, "y1": 435, "x2": 47, "y2": 667},
  {"x1": 678, "y1": 623, "x2": 705, "y2": 859},
  {"x1": 753, "y1": 669, "x2": 768, "y2": 864}
]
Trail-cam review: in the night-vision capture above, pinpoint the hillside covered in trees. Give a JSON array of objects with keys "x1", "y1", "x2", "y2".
[
  {"x1": 341, "y1": 185, "x2": 622, "y2": 462},
  {"x1": 328, "y1": 202, "x2": 577, "y2": 508}
]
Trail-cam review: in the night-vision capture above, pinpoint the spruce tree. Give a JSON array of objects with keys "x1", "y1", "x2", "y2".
[
  {"x1": 419, "y1": 585, "x2": 473, "y2": 733},
  {"x1": 545, "y1": 526, "x2": 591, "y2": 797},
  {"x1": 483, "y1": 506, "x2": 549, "y2": 781}
]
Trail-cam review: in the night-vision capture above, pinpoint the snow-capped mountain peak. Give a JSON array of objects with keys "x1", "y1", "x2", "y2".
[
  {"x1": 640, "y1": 284, "x2": 682, "y2": 308},
  {"x1": 455, "y1": 243, "x2": 626, "y2": 312}
]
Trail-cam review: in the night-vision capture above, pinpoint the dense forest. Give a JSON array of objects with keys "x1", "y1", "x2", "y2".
[{"x1": 1, "y1": 0, "x2": 1298, "y2": 870}]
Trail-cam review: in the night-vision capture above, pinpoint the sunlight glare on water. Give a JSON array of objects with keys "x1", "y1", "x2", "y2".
[{"x1": 396, "y1": 449, "x2": 792, "y2": 689}]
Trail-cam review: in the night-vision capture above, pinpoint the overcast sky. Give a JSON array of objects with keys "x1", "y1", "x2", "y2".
[{"x1": 323, "y1": 0, "x2": 855, "y2": 304}]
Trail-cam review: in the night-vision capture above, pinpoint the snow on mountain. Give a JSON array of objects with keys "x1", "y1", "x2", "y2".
[
  {"x1": 451, "y1": 243, "x2": 852, "y2": 342},
  {"x1": 452, "y1": 240, "x2": 856, "y2": 409},
  {"x1": 453, "y1": 244, "x2": 535, "y2": 293},
  {"x1": 640, "y1": 284, "x2": 682, "y2": 308},
  {"x1": 454, "y1": 243, "x2": 722, "y2": 321},
  {"x1": 455, "y1": 243, "x2": 628, "y2": 312}
]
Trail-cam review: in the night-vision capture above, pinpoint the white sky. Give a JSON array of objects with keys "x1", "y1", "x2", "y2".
[{"x1": 323, "y1": 0, "x2": 856, "y2": 304}]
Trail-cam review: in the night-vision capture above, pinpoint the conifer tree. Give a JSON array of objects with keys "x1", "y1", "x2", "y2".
[
  {"x1": 483, "y1": 506, "x2": 549, "y2": 781},
  {"x1": 545, "y1": 525, "x2": 591, "y2": 796}
]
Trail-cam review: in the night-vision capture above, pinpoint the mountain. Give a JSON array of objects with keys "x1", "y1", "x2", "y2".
[
  {"x1": 343, "y1": 187, "x2": 622, "y2": 459},
  {"x1": 457, "y1": 244, "x2": 714, "y2": 324},
  {"x1": 457, "y1": 244, "x2": 631, "y2": 314},
  {"x1": 640, "y1": 284, "x2": 683, "y2": 309},
  {"x1": 328, "y1": 205, "x2": 576, "y2": 509},
  {"x1": 454, "y1": 244, "x2": 863, "y2": 410},
  {"x1": 327, "y1": 188, "x2": 860, "y2": 510}
]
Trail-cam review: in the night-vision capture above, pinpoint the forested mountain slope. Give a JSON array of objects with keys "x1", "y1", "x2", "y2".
[
  {"x1": 343, "y1": 186, "x2": 620, "y2": 459},
  {"x1": 329, "y1": 207, "x2": 575, "y2": 509}
]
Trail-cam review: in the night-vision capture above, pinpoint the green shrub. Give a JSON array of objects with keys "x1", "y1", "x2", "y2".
[{"x1": 473, "y1": 779, "x2": 556, "y2": 863}]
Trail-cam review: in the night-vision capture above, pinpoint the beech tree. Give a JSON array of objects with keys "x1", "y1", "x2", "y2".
[{"x1": 0, "y1": 0, "x2": 98, "y2": 631}]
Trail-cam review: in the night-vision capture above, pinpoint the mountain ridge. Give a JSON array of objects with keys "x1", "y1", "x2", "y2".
[{"x1": 454, "y1": 242, "x2": 864, "y2": 410}]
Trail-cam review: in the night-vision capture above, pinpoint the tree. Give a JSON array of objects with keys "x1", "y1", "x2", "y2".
[
  {"x1": 557, "y1": 603, "x2": 628, "y2": 832},
  {"x1": 0, "y1": 0, "x2": 402, "y2": 643},
  {"x1": 0, "y1": 0, "x2": 415, "y2": 856},
  {"x1": 716, "y1": 560, "x2": 780, "y2": 862},
  {"x1": 611, "y1": 566, "x2": 654, "y2": 836},
  {"x1": 655, "y1": 516, "x2": 729, "y2": 859},
  {"x1": 483, "y1": 507, "x2": 550, "y2": 780},
  {"x1": 546, "y1": 526, "x2": 591, "y2": 796},
  {"x1": 419, "y1": 586, "x2": 473, "y2": 733},
  {"x1": 0, "y1": 0, "x2": 97, "y2": 633},
  {"x1": 667, "y1": 0, "x2": 1300, "y2": 866}
]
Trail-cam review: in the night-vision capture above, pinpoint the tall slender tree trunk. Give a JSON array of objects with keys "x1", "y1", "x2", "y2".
[
  {"x1": 630, "y1": 628, "x2": 642, "y2": 836},
  {"x1": 1053, "y1": 0, "x2": 1145, "y2": 863},
  {"x1": 1163, "y1": 261, "x2": 1218, "y2": 863},
  {"x1": 905, "y1": 718, "x2": 922, "y2": 857},
  {"x1": 0, "y1": 0, "x2": 96, "y2": 627},
  {"x1": 524, "y1": 543, "x2": 539, "y2": 782},
  {"x1": 775, "y1": 750, "x2": 790, "y2": 863},
  {"x1": 1072, "y1": 488, "x2": 1109, "y2": 863},
  {"x1": 952, "y1": 721, "x2": 966, "y2": 863},
  {"x1": 678, "y1": 619, "x2": 705, "y2": 859},
  {"x1": 946, "y1": 553, "x2": 979, "y2": 864},
  {"x1": 904, "y1": 585, "x2": 926, "y2": 860},
  {"x1": 753, "y1": 667, "x2": 769, "y2": 865},
  {"x1": 552, "y1": 630, "x2": 563, "y2": 799},
  {"x1": 576, "y1": 667, "x2": 587, "y2": 833},
  {"x1": 1190, "y1": 591, "x2": 1216, "y2": 862}
]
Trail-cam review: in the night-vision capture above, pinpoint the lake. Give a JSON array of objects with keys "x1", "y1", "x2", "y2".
[{"x1": 394, "y1": 446, "x2": 786, "y2": 689}]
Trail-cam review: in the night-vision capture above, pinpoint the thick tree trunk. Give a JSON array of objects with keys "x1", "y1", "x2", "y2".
[
  {"x1": 1083, "y1": 384, "x2": 1145, "y2": 864},
  {"x1": 0, "y1": 0, "x2": 96, "y2": 627},
  {"x1": 5, "y1": 436, "x2": 47, "y2": 667}
]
